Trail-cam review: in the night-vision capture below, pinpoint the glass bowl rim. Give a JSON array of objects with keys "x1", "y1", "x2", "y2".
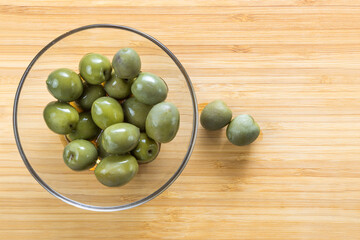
[{"x1": 12, "y1": 24, "x2": 198, "y2": 212}]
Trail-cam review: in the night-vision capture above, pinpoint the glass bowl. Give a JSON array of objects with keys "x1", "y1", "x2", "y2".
[{"x1": 13, "y1": 24, "x2": 198, "y2": 211}]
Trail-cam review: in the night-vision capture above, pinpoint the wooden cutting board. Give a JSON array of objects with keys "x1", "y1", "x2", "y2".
[{"x1": 1, "y1": 1, "x2": 360, "y2": 239}]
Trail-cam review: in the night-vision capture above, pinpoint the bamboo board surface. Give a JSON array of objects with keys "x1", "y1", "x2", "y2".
[{"x1": 1, "y1": 1, "x2": 360, "y2": 239}]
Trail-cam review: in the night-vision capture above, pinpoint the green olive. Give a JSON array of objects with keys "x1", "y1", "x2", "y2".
[
  {"x1": 200, "y1": 100, "x2": 232, "y2": 131},
  {"x1": 104, "y1": 73, "x2": 133, "y2": 99},
  {"x1": 46, "y1": 68, "x2": 83, "y2": 102},
  {"x1": 75, "y1": 84, "x2": 106, "y2": 111},
  {"x1": 63, "y1": 140, "x2": 98, "y2": 171},
  {"x1": 43, "y1": 101, "x2": 79, "y2": 134},
  {"x1": 131, "y1": 72, "x2": 168, "y2": 105},
  {"x1": 145, "y1": 102, "x2": 179, "y2": 143},
  {"x1": 226, "y1": 114, "x2": 260, "y2": 146},
  {"x1": 94, "y1": 154, "x2": 138, "y2": 187},
  {"x1": 91, "y1": 97, "x2": 124, "y2": 130},
  {"x1": 96, "y1": 131, "x2": 111, "y2": 159},
  {"x1": 102, "y1": 123, "x2": 140, "y2": 154},
  {"x1": 112, "y1": 48, "x2": 141, "y2": 79},
  {"x1": 131, "y1": 133, "x2": 160, "y2": 164},
  {"x1": 79, "y1": 53, "x2": 112, "y2": 85},
  {"x1": 67, "y1": 112, "x2": 100, "y2": 141},
  {"x1": 122, "y1": 97, "x2": 152, "y2": 131}
]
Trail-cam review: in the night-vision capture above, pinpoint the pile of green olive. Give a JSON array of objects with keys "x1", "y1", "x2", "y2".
[
  {"x1": 43, "y1": 48, "x2": 180, "y2": 187},
  {"x1": 200, "y1": 100, "x2": 260, "y2": 146}
]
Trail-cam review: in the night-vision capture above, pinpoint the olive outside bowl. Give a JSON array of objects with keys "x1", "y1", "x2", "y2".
[{"x1": 13, "y1": 24, "x2": 198, "y2": 212}]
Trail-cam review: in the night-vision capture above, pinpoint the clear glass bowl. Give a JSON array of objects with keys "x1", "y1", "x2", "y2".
[{"x1": 13, "y1": 24, "x2": 198, "y2": 211}]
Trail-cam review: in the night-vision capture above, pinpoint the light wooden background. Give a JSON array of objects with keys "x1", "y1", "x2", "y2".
[{"x1": 2, "y1": 1, "x2": 360, "y2": 239}]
